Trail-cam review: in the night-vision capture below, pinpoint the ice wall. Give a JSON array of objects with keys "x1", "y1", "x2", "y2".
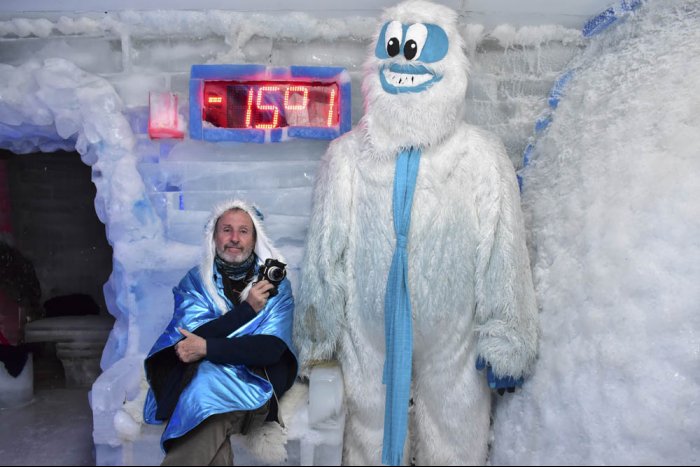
[
  {"x1": 0, "y1": 0, "x2": 622, "y2": 29},
  {"x1": 0, "y1": 3, "x2": 625, "y2": 465},
  {"x1": 0, "y1": 8, "x2": 583, "y2": 367},
  {"x1": 491, "y1": 0, "x2": 700, "y2": 464}
]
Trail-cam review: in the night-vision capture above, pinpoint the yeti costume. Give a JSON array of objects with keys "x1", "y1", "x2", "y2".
[{"x1": 295, "y1": 1, "x2": 538, "y2": 465}]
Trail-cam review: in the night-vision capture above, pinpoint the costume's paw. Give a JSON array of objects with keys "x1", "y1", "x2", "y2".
[{"x1": 476, "y1": 355, "x2": 524, "y2": 395}]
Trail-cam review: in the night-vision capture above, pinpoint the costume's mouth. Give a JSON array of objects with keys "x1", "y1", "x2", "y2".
[{"x1": 379, "y1": 63, "x2": 442, "y2": 94}]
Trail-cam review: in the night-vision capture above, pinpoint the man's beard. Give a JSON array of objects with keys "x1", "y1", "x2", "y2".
[{"x1": 218, "y1": 244, "x2": 252, "y2": 264}]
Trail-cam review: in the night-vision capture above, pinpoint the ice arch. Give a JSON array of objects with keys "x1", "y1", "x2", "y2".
[{"x1": 0, "y1": 58, "x2": 198, "y2": 370}]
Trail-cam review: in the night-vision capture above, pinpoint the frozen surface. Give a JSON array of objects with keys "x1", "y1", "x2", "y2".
[
  {"x1": 0, "y1": 0, "x2": 617, "y2": 28},
  {"x1": 491, "y1": 0, "x2": 700, "y2": 464},
  {"x1": 0, "y1": 352, "x2": 33, "y2": 408},
  {"x1": 1, "y1": 0, "x2": 698, "y2": 464},
  {"x1": 0, "y1": 387, "x2": 94, "y2": 466}
]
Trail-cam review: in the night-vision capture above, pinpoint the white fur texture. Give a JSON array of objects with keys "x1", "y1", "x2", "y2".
[
  {"x1": 361, "y1": 0, "x2": 469, "y2": 158},
  {"x1": 199, "y1": 198, "x2": 285, "y2": 314},
  {"x1": 116, "y1": 371, "x2": 149, "y2": 441},
  {"x1": 231, "y1": 381, "x2": 309, "y2": 464},
  {"x1": 114, "y1": 410, "x2": 142, "y2": 442},
  {"x1": 122, "y1": 377, "x2": 150, "y2": 424},
  {"x1": 296, "y1": 1, "x2": 538, "y2": 465}
]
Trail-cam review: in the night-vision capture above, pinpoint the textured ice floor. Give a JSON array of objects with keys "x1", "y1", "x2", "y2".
[{"x1": 0, "y1": 387, "x2": 94, "y2": 466}]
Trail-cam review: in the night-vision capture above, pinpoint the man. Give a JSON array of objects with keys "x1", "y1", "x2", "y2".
[
  {"x1": 295, "y1": 0, "x2": 539, "y2": 465},
  {"x1": 143, "y1": 199, "x2": 298, "y2": 466}
]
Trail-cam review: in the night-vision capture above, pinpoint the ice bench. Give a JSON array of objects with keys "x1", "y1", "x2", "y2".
[
  {"x1": 92, "y1": 355, "x2": 345, "y2": 466},
  {"x1": 24, "y1": 315, "x2": 114, "y2": 387}
]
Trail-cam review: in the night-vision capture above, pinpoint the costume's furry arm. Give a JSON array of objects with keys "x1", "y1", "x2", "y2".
[
  {"x1": 294, "y1": 138, "x2": 354, "y2": 370},
  {"x1": 473, "y1": 131, "x2": 539, "y2": 380}
]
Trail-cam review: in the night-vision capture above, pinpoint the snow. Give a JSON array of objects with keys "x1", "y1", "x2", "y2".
[
  {"x1": 491, "y1": 0, "x2": 700, "y2": 464},
  {"x1": 0, "y1": 0, "x2": 698, "y2": 464}
]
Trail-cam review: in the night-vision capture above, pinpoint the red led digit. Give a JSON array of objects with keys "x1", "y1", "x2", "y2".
[
  {"x1": 255, "y1": 86, "x2": 281, "y2": 129},
  {"x1": 202, "y1": 79, "x2": 341, "y2": 130},
  {"x1": 245, "y1": 88, "x2": 255, "y2": 128},
  {"x1": 326, "y1": 87, "x2": 336, "y2": 127},
  {"x1": 284, "y1": 86, "x2": 309, "y2": 110}
]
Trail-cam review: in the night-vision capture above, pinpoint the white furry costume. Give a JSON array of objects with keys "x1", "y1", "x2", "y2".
[{"x1": 295, "y1": 1, "x2": 539, "y2": 465}]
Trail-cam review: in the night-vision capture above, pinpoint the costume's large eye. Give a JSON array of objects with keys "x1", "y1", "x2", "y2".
[
  {"x1": 415, "y1": 24, "x2": 449, "y2": 63},
  {"x1": 385, "y1": 21, "x2": 403, "y2": 57},
  {"x1": 404, "y1": 23, "x2": 428, "y2": 61}
]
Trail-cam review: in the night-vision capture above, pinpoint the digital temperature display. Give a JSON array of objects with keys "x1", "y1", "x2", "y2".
[
  {"x1": 190, "y1": 64, "x2": 351, "y2": 143},
  {"x1": 203, "y1": 81, "x2": 339, "y2": 130}
]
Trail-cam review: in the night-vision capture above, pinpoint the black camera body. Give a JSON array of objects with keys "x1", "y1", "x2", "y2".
[{"x1": 257, "y1": 258, "x2": 287, "y2": 297}]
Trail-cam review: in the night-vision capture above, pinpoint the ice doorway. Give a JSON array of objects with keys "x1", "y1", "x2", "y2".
[{"x1": 1, "y1": 148, "x2": 114, "y2": 388}]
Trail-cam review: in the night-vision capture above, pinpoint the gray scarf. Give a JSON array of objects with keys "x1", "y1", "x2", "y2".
[{"x1": 215, "y1": 252, "x2": 256, "y2": 281}]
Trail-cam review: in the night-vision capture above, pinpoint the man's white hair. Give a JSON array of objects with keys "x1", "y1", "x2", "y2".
[{"x1": 200, "y1": 199, "x2": 284, "y2": 314}]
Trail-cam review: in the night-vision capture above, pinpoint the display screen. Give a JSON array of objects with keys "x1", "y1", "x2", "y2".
[
  {"x1": 189, "y1": 64, "x2": 351, "y2": 142},
  {"x1": 202, "y1": 81, "x2": 340, "y2": 130}
]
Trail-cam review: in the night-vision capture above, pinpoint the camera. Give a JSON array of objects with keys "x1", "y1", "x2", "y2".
[{"x1": 257, "y1": 258, "x2": 287, "y2": 297}]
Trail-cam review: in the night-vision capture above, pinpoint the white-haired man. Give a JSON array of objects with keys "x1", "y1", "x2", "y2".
[{"x1": 143, "y1": 200, "x2": 297, "y2": 466}]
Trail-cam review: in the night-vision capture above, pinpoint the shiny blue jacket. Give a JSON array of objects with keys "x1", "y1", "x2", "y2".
[{"x1": 143, "y1": 263, "x2": 297, "y2": 450}]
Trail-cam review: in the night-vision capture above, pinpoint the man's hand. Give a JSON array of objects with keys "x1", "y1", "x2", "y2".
[
  {"x1": 246, "y1": 279, "x2": 276, "y2": 312},
  {"x1": 175, "y1": 328, "x2": 206, "y2": 363}
]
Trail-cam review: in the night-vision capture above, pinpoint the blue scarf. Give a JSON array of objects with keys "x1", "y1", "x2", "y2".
[{"x1": 382, "y1": 147, "x2": 421, "y2": 466}]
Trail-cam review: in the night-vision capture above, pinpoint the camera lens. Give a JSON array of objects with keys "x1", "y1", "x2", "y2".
[{"x1": 267, "y1": 266, "x2": 286, "y2": 282}]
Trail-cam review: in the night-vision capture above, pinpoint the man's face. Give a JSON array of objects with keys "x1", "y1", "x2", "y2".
[{"x1": 214, "y1": 209, "x2": 256, "y2": 264}]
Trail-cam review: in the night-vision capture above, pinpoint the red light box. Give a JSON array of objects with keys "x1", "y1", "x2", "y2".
[{"x1": 190, "y1": 65, "x2": 351, "y2": 143}]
